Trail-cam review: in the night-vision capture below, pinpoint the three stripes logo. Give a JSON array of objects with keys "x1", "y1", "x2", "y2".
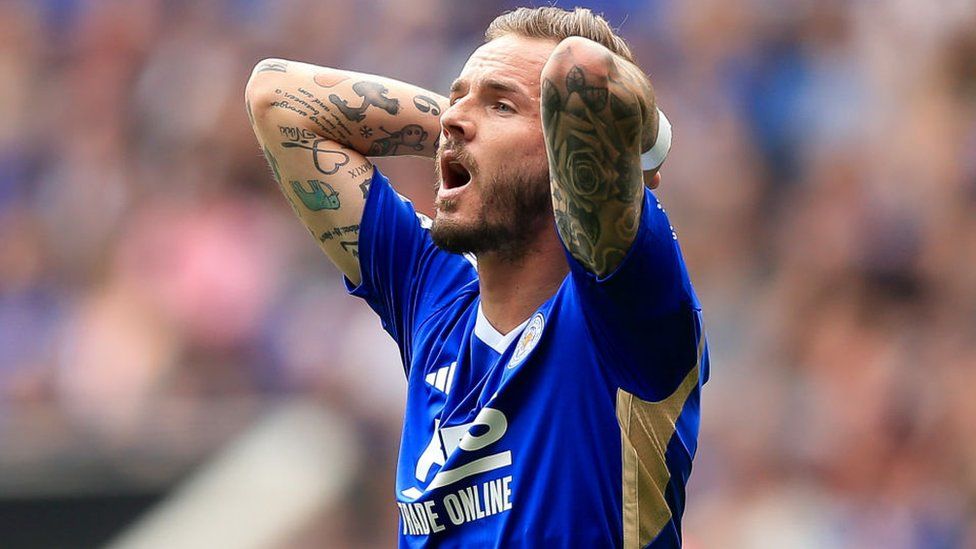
[{"x1": 425, "y1": 361, "x2": 457, "y2": 395}]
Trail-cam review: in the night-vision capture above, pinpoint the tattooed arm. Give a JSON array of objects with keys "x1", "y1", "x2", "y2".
[
  {"x1": 245, "y1": 58, "x2": 447, "y2": 284},
  {"x1": 540, "y1": 38, "x2": 658, "y2": 277}
]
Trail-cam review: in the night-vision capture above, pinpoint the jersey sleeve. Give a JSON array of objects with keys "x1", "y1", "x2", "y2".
[
  {"x1": 344, "y1": 167, "x2": 477, "y2": 375},
  {"x1": 565, "y1": 188, "x2": 708, "y2": 399}
]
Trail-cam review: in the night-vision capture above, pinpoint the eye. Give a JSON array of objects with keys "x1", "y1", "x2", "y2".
[{"x1": 494, "y1": 102, "x2": 514, "y2": 113}]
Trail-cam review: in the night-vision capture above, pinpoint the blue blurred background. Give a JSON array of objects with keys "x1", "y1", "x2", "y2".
[{"x1": 1, "y1": 0, "x2": 974, "y2": 547}]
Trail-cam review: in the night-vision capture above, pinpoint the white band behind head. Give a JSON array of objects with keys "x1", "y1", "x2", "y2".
[{"x1": 641, "y1": 108, "x2": 672, "y2": 172}]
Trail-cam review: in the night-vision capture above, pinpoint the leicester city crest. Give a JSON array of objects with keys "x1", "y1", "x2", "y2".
[{"x1": 508, "y1": 313, "x2": 545, "y2": 369}]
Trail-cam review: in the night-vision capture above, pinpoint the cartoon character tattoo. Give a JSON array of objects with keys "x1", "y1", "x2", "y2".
[
  {"x1": 329, "y1": 81, "x2": 400, "y2": 122},
  {"x1": 366, "y1": 124, "x2": 428, "y2": 156},
  {"x1": 290, "y1": 180, "x2": 341, "y2": 211}
]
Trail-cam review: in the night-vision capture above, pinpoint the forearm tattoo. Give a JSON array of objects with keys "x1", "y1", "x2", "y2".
[
  {"x1": 279, "y1": 125, "x2": 351, "y2": 176},
  {"x1": 255, "y1": 60, "x2": 288, "y2": 74},
  {"x1": 542, "y1": 49, "x2": 652, "y2": 276},
  {"x1": 266, "y1": 79, "x2": 440, "y2": 159},
  {"x1": 329, "y1": 81, "x2": 400, "y2": 122}
]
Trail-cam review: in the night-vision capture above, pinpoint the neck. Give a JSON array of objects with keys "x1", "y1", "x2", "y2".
[{"x1": 477, "y1": 222, "x2": 568, "y2": 334}]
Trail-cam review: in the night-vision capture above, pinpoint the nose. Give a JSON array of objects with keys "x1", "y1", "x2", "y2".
[{"x1": 440, "y1": 100, "x2": 476, "y2": 143}]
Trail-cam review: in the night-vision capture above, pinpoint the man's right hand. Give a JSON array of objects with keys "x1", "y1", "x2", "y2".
[{"x1": 244, "y1": 59, "x2": 447, "y2": 285}]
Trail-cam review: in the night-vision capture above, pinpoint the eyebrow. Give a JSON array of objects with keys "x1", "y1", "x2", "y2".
[
  {"x1": 483, "y1": 78, "x2": 521, "y2": 94},
  {"x1": 450, "y1": 77, "x2": 523, "y2": 96}
]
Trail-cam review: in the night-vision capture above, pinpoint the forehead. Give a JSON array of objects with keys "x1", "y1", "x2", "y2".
[{"x1": 456, "y1": 34, "x2": 557, "y2": 97}]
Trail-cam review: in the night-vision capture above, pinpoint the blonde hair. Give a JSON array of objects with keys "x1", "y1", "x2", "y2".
[{"x1": 485, "y1": 7, "x2": 635, "y2": 63}]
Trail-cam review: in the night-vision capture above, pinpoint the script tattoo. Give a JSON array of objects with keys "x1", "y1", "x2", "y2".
[
  {"x1": 290, "y1": 179, "x2": 341, "y2": 211},
  {"x1": 345, "y1": 162, "x2": 372, "y2": 199},
  {"x1": 270, "y1": 88, "x2": 355, "y2": 142},
  {"x1": 347, "y1": 163, "x2": 371, "y2": 178},
  {"x1": 339, "y1": 240, "x2": 359, "y2": 258},
  {"x1": 366, "y1": 124, "x2": 428, "y2": 156},
  {"x1": 412, "y1": 95, "x2": 442, "y2": 116},
  {"x1": 256, "y1": 60, "x2": 287, "y2": 73},
  {"x1": 279, "y1": 126, "x2": 317, "y2": 142},
  {"x1": 318, "y1": 224, "x2": 359, "y2": 243},
  {"x1": 329, "y1": 81, "x2": 400, "y2": 122},
  {"x1": 542, "y1": 55, "x2": 647, "y2": 276}
]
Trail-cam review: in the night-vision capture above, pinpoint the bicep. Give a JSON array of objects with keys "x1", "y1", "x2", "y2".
[
  {"x1": 568, "y1": 190, "x2": 704, "y2": 399},
  {"x1": 541, "y1": 37, "x2": 653, "y2": 277},
  {"x1": 258, "y1": 126, "x2": 372, "y2": 284}
]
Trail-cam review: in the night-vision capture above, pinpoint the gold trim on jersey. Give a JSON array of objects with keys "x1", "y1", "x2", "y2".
[{"x1": 616, "y1": 337, "x2": 702, "y2": 548}]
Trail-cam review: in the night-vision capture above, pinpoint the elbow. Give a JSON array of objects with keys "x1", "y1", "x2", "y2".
[
  {"x1": 541, "y1": 36, "x2": 613, "y2": 85},
  {"x1": 244, "y1": 58, "x2": 289, "y2": 123},
  {"x1": 247, "y1": 57, "x2": 289, "y2": 87},
  {"x1": 247, "y1": 57, "x2": 287, "y2": 87}
]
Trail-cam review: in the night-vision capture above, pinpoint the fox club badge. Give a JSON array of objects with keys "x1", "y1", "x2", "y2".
[{"x1": 509, "y1": 313, "x2": 545, "y2": 368}]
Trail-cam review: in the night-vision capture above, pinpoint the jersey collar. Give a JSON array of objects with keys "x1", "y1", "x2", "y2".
[{"x1": 473, "y1": 303, "x2": 530, "y2": 355}]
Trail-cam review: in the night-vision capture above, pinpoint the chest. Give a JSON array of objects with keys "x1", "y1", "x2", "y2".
[
  {"x1": 395, "y1": 305, "x2": 621, "y2": 527},
  {"x1": 404, "y1": 306, "x2": 607, "y2": 455}
]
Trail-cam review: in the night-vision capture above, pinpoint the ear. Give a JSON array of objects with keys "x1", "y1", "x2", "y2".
[{"x1": 643, "y1": 170, "x2": 662, "y2": 189}]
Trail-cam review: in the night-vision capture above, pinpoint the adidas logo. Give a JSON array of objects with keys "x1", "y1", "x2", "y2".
[{"x1": 425, "y1": 362, "x2": 457, "y2": 395}]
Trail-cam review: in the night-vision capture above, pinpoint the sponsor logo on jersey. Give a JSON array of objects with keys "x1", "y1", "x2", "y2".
[
  {"x1": 411, "y1": 407, "x2": 510, "y2": 493},
  {"x1": 399, "y1": 406, "x2": 515, "y2": 535}
]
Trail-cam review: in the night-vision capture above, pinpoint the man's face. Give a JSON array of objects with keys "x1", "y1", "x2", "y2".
[{"x1": 431, "y1": 34, "x2": 556, "y2": 260}]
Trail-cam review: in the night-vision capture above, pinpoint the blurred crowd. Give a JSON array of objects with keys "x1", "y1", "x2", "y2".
[{"x1": 0, "y1": 0, "x2": 974, "y2": 547}]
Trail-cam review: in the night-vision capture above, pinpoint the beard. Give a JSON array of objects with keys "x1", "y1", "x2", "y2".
[{"x1": 431, "y1": 143, "x2": 552, "y2": 262}]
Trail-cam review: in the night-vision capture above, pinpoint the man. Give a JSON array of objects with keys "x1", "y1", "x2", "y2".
[{"x1": 245, "y1": 6, "x2": 708, "y2": 547}]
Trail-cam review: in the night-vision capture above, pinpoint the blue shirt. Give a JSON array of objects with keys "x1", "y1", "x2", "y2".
[{"x1": 346, "y1": 168, "x2": 708, "y2": 548}]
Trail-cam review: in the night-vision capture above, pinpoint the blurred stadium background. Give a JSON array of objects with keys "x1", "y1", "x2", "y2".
[{"x1": 1, "y1": 0, "x2": 974, "y2": 547}]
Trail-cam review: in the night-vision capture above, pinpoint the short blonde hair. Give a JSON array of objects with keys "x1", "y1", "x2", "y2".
[{"x1": 485, "y1": 7, "x2": 635, "y2": 64}]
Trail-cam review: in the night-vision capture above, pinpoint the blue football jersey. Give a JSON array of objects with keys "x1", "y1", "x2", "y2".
[{"x1": 345, "y1": 168, "x2": 709, "y2": 548}]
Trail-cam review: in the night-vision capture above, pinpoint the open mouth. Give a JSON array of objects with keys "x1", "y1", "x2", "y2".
[{"x1": 440, "y1": 152, "x2": 472, "y2": 190}]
